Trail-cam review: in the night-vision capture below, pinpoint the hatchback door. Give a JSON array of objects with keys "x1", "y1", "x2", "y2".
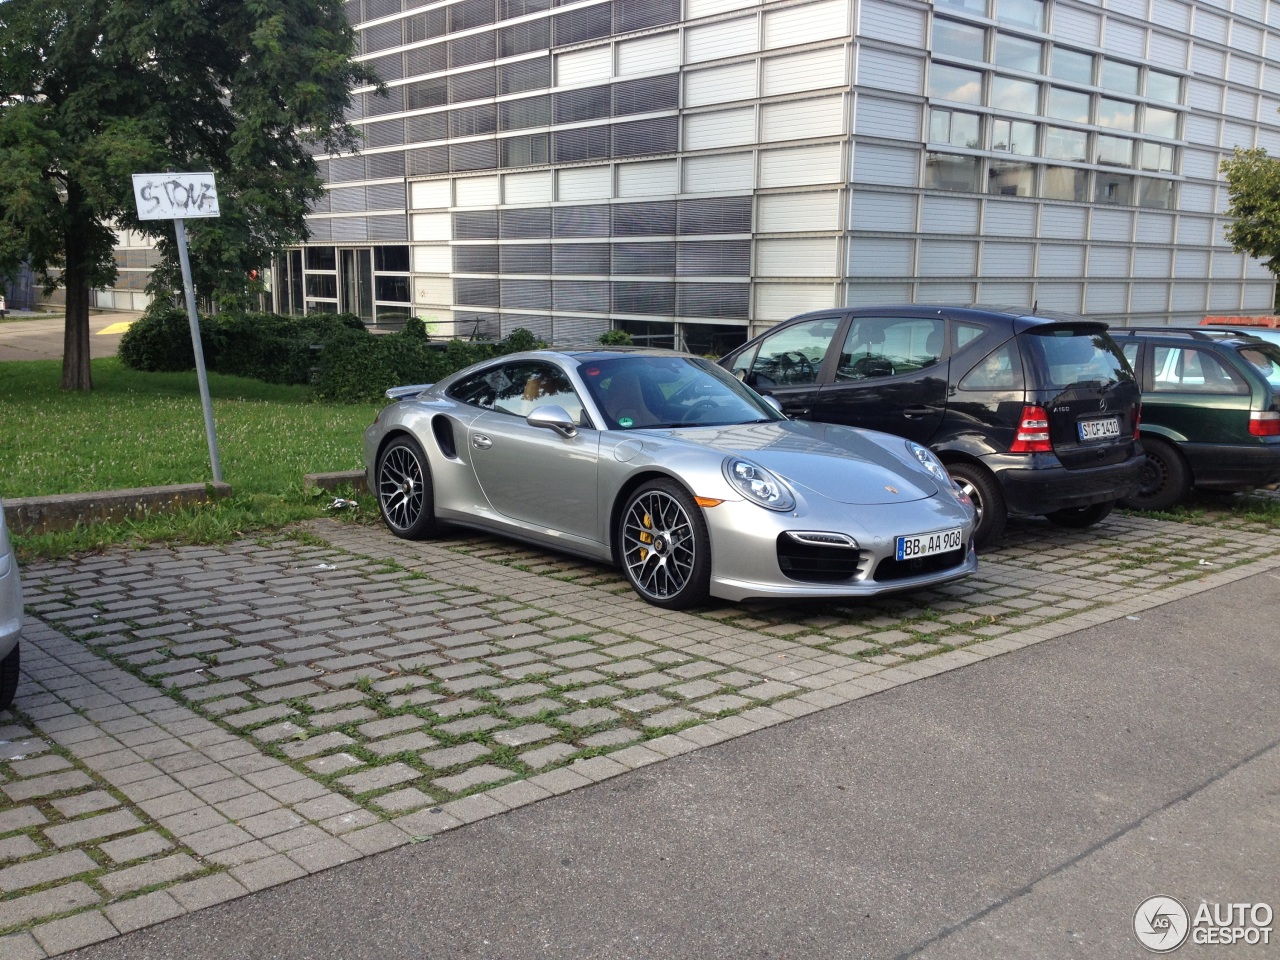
[
  {"x1": 723, "y1": 314, "x2": 843, "y2": 418},
  {"x1": 1018, "y1": 325, "x2": 1140, "y2": 468}
]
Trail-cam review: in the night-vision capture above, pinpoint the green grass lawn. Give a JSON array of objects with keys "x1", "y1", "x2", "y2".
[{"x1": 1, "y1": 357, "x2": 380, "y2": 556}]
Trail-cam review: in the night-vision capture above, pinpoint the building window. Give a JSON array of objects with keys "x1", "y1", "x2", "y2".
[
  {"x1": 1143, "y1": 107, "x2": 1179, "y2": 139},
  {"x1": 1097, "y1": 135, "x2": 1134, "y2": 168},
  {"x1": 929, "y1": 63, "x2": 983, "y2": 103},
  {"x1": 1043, "y1": 125, "x2": 1086, "y2": 162},
  {"x1": 1099, "y1": 61, "x2": 1140, "y2": 96},
  {"x1": 992, "y1": 118, "x2": 1037, "y2": 154},
  {"x1": 1046, "y1": 87, "x2": 1090, "y2": 124},
  {"x1": 1147, "y1": 70, "x2": 1182, "y2": 103},
  {"x1": 988, "y1": 158, "x2": 1036, "y2": 196},
  {"x1": 993, "y1": 34, "x2": 1041, "y2": 73},
  {"x1": 1050, "y1": 47, "x2": 1093, "y2": 85},
  {"x1": 1095, "y1": 172, "x2": 1134, "y2": 204},
  {"x1": 992, "y1": 76, "x2": 1039, "y2": 115},
  {"x1": 1140, "y1": 142, "x2": 1175, "y2": 174},
  {"x1": 995, "y1": 0, "x2": 1045, "y2": 30},
  {"x1": 934, "y1": 18, "x2": 986, "y2": 60},
  {"x1": 930, "y1": 108, "x2": 982, "y2": 148},
  {"x1": 1043, "y1": 165, "x2": 1088, "y2": 201},
  {"x1": 1136, "y1": 177, "x2": 1176, "y2": 209},
  {"x1": 925, "y1": 152, "x2": 982, "y2": 191},
  {"x1": 1098, "y1": 97, "x2": 1136, "y2": 131}
]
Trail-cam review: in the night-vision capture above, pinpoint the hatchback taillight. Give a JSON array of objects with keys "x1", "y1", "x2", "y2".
[
  {"x1": 1134, "y1": 405, "x2": 1141, "y2": 438},
  {"x1": 1249, "y1": 411, "x2": 1280, "y2": 436},
  {"x1": 1010, "y1": 405, "x2": 1052, "y2": 453}
]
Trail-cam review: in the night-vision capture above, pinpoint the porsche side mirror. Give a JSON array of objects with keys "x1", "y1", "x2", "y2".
[{"x1": 528, "y1": 405, "x2": 578, "y2": 438}]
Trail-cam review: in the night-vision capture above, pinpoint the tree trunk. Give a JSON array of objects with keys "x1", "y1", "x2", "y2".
[{"x1": 60, "y1": 184, "x2": 94, "y2": 392}]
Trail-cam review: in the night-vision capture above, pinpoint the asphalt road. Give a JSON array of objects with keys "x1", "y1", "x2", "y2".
[
  {"x1": 68, "y1": 569, "x2": 1280, "y2": 960},
  {"x1": 0, "y1": 312, "x2": 134, "y2": 362}
]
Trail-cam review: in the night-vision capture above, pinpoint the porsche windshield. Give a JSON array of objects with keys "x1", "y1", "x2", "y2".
[{"x1": 580, "y1": 356, "x2": 784, "y2": 430}]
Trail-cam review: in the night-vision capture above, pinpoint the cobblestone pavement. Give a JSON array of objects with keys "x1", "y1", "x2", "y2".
[{"x1": 3, "y1": 509, "x2": 1280, "y2": 957}]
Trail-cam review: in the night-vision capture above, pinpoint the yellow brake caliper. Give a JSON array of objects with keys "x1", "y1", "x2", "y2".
[{"x1": 638, "y1": 512, "x2": 653, "y2": 560}]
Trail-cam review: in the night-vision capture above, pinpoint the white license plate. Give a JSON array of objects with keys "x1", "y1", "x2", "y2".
[
  {"x1": 896, "y1": 528, "x2": 963, "y2": 562},
  {"x1": 1078, "y1": 417, "x2": 1121, "y2": 442}
]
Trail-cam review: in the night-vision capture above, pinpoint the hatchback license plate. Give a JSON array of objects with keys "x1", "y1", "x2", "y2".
[
  {"x1": 1078, "y1": 417, "x2": 1121, "y2": 442},
  {"x1": 896, "y1": 528, "x2": 963, "y2": 562}
]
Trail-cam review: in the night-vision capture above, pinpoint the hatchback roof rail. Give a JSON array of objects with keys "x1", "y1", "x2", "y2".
[{"x1": 1112, "y1": 326, "x2": 1237, "y2": 340}]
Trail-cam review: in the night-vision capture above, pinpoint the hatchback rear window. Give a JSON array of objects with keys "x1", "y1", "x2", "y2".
[
  {"x1": 1020, "y1": 326, "x2": 1134, "y2": 389},
  {"x1": 1239, "y1": 343, "x2": 1280, "y2": 388}
]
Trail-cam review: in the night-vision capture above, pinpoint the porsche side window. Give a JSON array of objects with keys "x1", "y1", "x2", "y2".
[
  {"x1": 491, "y1": 361, "x2": 587, "y2": 424},
  {"x1": 748, "y1": 317, "x2": 839, "y2": 387},
  {"x1": 448, "y1": 368, "x2": 505, "y2": 409},
  {"x1": 836, "y1": 317, "x2": 945, "y2": 381}
]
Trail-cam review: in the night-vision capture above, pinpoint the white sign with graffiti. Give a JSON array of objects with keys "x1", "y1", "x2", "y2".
[{"x1": 131, "y1": 172, "x2": 220, "y2": 220}]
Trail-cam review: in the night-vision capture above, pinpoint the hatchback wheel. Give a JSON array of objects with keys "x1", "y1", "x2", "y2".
[
  {"x1": 946, "y1": 462, "x2": 1006, "y2": 548},
  {"x1": 377, "y1": 435, "x2": 439, "y2": 539},
  {"x1": 1046, "y1": 501, "x2": 1114, "y2": 528},
  {"x1": 618, "y1": 479, "x2": 711, "y2": 610},
  {"x1": 1119, "y1": 437, "x2": 1189, "y2": 512}
]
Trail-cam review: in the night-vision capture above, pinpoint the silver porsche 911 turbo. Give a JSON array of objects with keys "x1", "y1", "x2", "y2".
[{"x1": 363, "y1": 348, "x2": 977, "y2": 609}]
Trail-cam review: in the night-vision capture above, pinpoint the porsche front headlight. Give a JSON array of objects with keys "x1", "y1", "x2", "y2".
[
  {"x1": 907, "y1": 441, "x2": 950, "y2": 485},
  {"x1": 723, "y1": 458, "x2": 795, "y2": 512}
]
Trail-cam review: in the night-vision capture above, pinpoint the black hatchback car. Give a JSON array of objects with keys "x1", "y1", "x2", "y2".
[{"x1": 720, "y1": 305, "x2": 1144, "y2": 546}]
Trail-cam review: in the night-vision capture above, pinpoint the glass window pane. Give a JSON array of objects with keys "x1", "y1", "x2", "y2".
[
  {"x1": 951, "y1": 111, "x2": 981, "y2": 147},
  {"x1": 1043, "y1": 165, "x2": 1088, "y2": 201},
  {"x1": 1099, "y1": 60, "x2": 1140, "y2": 95},
  {"x1": 988, "y1": 158, "x2": 1036, "y2": 196},
  {"x1": 1097, "y1": 134, "x2": 1133, "y2": 167},
  {"x1": 1137, "y1": 177, "x2": 1175, "y2": 209},
  {"x1": 993, "y1": 34, "x2": 1041, "y2": 72},
  {"x1": 1147, "y1": 70, "x2": 1181, "y2": 104},
  {"x1": 992, "y1": 119, "x2": 1037, "y2": 155},
  {"x1": 1140, "y1": 142, "x2": 1175, "y2": 173},
  {"x1": 996, "y1": 0, "x2": 1044, "y2": 29},
  {"x1": 1046, "y1": 87, "x2": 1090, "y2": 123},
  {"x1": 1095, "y1": 171, "x2": 1134, "y2": 204},
  {"x1": 1098, "y1": 97, "x2": 1136, "y2": 130},
  {"x1": 929, "y1": 63, "x2": 983, "y2": 103},
  {"x1": 749, "y1": 317, "x2": 840, "y2": 386},
  {"x1": 1050, "y1": 47, "x2": 1093, "y2": 84},
  {"x1": 1144, "y1": 106, "x2": 1178, "y2": 138},
  {"x1": 935, "y1": 0, "x2": 988, "y2": 13},
  {"x1": 991, "y1": 76, "x2": 1039, "y2": 114},
  {"x1": 934, "y1": 19, "x2": 986, "y2": 60},
  {"x1": 924, "y1": 152, "x2": 982, "y2": 191},
  {"x1": 1044, "y1": 125, "x2": 1087, "y2": 161}
]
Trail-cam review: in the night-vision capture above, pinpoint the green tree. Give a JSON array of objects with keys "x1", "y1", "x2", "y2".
[
  {"x1": 1221, "y1": 147, "x2": 1280, "y2": 279},
  {"x1": 0, "y1": 0, "x2": 375, "y2": 391}
]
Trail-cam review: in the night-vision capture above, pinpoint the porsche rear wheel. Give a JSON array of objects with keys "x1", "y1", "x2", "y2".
[
  {"x1": 377, "y1": 435, "x2": 439, "y2": 540},
  {"x1": 619, "y1": 480, "x2": 711, "y2": 610}
]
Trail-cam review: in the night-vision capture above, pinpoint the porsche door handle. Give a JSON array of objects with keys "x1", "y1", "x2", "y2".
[
  {"x1": 903, "y1": 406, "x2": 932, "y2": 418},
  {"x1": 472, "y1": 434, "x2": 493, "y2": 450}
]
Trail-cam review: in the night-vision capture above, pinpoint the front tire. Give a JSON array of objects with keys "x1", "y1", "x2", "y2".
[
  {"x1": 947, "y1": 462, "x2": 1006, "y2": 549},
  {"x1": 0, "y1": 643, "x2": 18, "y2": 712},
  {"x1": 376, "y1": 435, "x2": 439, "y2": 539},
  {"x1": 1119, "y1": 437, "x2": 1190, "y2": 512},
  {"x1": 618, "y1": 479, "x2": 711, "y2": 610},
  {"x1": 1046, "y1": 500, "x2": 1114, "y2": 528}
]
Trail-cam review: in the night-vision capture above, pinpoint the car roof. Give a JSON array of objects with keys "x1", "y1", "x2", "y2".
[
  {"x1": 772, "y1": 303, "x2": 1110, "y2": 334},
  {"x1": 1109, "y1": 326, "x2": 1274, "y2": 347}
]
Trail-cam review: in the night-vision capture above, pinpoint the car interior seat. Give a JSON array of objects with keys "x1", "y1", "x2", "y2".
[{"x1": 601, "y1": 366, "x2": 656, "y2": 428}]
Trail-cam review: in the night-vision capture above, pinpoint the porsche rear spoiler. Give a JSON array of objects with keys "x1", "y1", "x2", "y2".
[{"x1": 385, "y1": 384, "x2": 433, "y2": 400}]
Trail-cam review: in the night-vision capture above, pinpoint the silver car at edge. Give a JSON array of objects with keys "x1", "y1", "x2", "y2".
[
  {"x1": 0, "y1": 501, "x2": 23, "y2": 710},
  {"x1": 363, "y1": 348, "x2": 977, "y2": 609}
]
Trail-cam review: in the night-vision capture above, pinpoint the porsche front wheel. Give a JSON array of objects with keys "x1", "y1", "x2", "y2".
[{"x1": 618, "y1": 480, "x2": 711, "y2": 610}]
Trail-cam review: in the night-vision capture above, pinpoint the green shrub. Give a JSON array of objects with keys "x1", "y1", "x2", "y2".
[
  {"x1": 118, "y1": 306, "x2": 198, "y2": 372},
  {"x1": 205, "y1": 311, "x2": 364, "y2": 384},
  {"x1": 598, "y1": 328, "x2": 633, "y2": 346}
]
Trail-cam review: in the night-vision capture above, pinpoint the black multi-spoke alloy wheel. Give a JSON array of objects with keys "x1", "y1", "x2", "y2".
[
  {"x1": 1046, "y1": 500, "x2": 1114, "y2": 528},
  {"x1": 1119, "y1": 437, "x2": 1190, "y2": 512},
  {"x1": 946, "y1": 461, "x2": 1006, "y2": 549},
  {"x1": 376, "y1": 435, "x2": 439, "y2": 540},
  {"x1": 0, "y1": 643, "x2": 18, "y2": 711},
  {"x1": 619, "y1": 479, "x2": 711, "y2": 610}
]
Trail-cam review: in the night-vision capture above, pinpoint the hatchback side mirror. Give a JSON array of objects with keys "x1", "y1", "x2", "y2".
[{"x1": 527, "y1": 405, "x2": 578, "y2": 438}]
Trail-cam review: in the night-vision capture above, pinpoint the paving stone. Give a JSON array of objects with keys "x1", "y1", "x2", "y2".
[
  {"x1": 578, "y1": 729, "x2": 642, "y2": 749},
  {"x1": 0, "y1": 835, "x2": 41, "y2": 862},
  {"x1": 372, "y1": 787, "x2": 436, "y2": 812},
  {"x1": 432, "y1": 764, "x2": 513, "y2": 794},
  {"x1": 0, "y1": 881, "x2": 101, "y2": 929},
  {"x1": 279, "y1": 731, "x2": 355, "y2": 759},
  {"x1": 50, "y1": 790, "x2": 120, "y2": 818},
  {"x1": 2, "y1": 771, "x2": 94, "y2": 802},
  {"x1": 519, "y1": 742, "x2": 577, "y2": 770},
  {"x1": 104, "y1": 889, "x2": 186, "y2": 934},
  {"x1": 559, "y1": 707, "x2": 619, "y2": 728},
  {"x1": 504, "y1": 698, "x2": 563, "y2": 719},
  {"x1": 309, "y1": 706, "x2": 378, "y2": 729},
  {"x1": 30, "y1": 911, "x2": 119, "y2": 955},
  {"x1": 335, "y1": 763, "x2": 421, "y2": 794},
  {"x1": 563, "y1": 684, "x2": 624, "y2": 703},
  {"x1": 491, "y1": 724, "x2": 558, "y2": 747},
  {"x1": 0, "y1": 849, "x2": 99, "y2": 891},
  {"x1": 436, "y1": 714, "x2": 506, "y2": 736},
  {"x1": 366, "y1": 731, "x2": 440, "y2": 757},
  {"x1": 43, "y1": 809, "x2": 144, "y2": 848},
  {"x1": 419, "y1": 743, "x2": 490, "y2": 770},
  {"x1": 305, "y1": 753, "x2": 366, "y2": 776},
  {"x1": 643, "y1": 707, "x2": 700, "y2": 728},
  {"x1": 490, "y1": 682, "x2": 549, "y2": 702}
]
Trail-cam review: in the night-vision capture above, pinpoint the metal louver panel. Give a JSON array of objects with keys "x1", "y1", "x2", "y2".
[
  {"x1": 308, "y1": 193, "x2": 330, "y2": 214},
  {"x1": 365, "y1": 119, "x2": 405, "y2": 148},
  {"x1": 552, "y1": 316, "x2": 609, "y2": 343},
  {"x1": 404, "y1": 8, "x2": 447, "y2": 43},
  {"x1": 554, "y1": 206, "x2": 611, "y2": 238},
  {"x1": 454, "y1": 245, "x2": 500, "y2": 273},
  {"x1": 613, "y1": 281, "x2": 676, "y2": 315},
  {"x1": 328, "y1": 156, "x2": 366, "y2": 182},
  {"x1": 405, "y1": 77, "x2": 448, "y2": 110},
  {"x1": 500, "y1": 134, "x2": 550, "y2": 168},
  {"x1": 449, "y1": 0, "x2": 495, "y2": 31},
  {"x1": 612, "y1": 242, "x2": 675, "y2": 275},
  {"x1": 307, "y1": 217, "x2": 333, "y2": 241},
  {"x1": 677, "y1": 283, "x2": 749, "y2": 318},
  {"x1": 366, "y1": 153, "x2": 406, "y2": 179},
  {"x1": 501, "y1": 279, "x2": 553, "y2": 308},
  {"x1": 364, "y1": 0, "x2": 401, "y2": 19},
  {"x1": 367, "y1": 182, "x2": 407, "y2": 208},
  {"x1": 450, "y1": 104, "x2": 498, "y2": 138},
  {"x1": 677, "y1": 240, "x2": 750, "y2": 275},
  {"x1": 500, "y1": 245, "x2": 553, "y2": 273},
  {"x1": 344, "y1": 99, "x2": 364, "y2": 122},
  {"x1": 404, "y1": 43, "x2": 447, "y2": 75},
  {"x1": 553, "y1": 280, "x2": 611, "y2": 312},
  {"x1": 500, "y1": 208, "x2": 553, "y2": 239},
  {"x1": 500, "y1": 95, "x2": 552, "y2": 131},
  {"x1": 613, "y1": 75, "x2": 679, "y2": 116},
  {"x1": 613, "y1": 200, "x2": 676, "y2": 236},
  {"x1": 553, "y1": 5, "x2": 612, "y2": 46},
  {"x1": 553, "y1": 243, "x2": 610, "y2": 273},
  {"x1": 407, "y1": 145, "x2": 449, "y2": 175},
  {"x1": 454, "y1": 210, "x2": 500, "y2": 239},
  {"x1": 613, "y1": 118, "x2": 678, "y2": 158},
  {"x1": 455, "y1": 279, "x2": 501, "y2": 307},
  {"x1": 500, "y1": 313, "x2": 553, "y2": 342},
  {"x1": 365, "y1": 88, "x2": 405, "y2": 116},
  {"x1": 554, "y1": 86, "x2": 612, "y2": 124},
  {"x1": 456, "y1": 311, "x2": 502, "y2": 339},
  {"x1": 449, "y1": 68, "x2": 497, "y2": 104},
  {"x1": 553, "y1": 126, "x2": 611, "y2": 163},
  {"x1": 500, "y1": 20, "x2": 551, "y2": 56},
  {"x1": 367, "y1": 215, "x2": 408, "y2": 240},
  {"x1": 500, "y1": 57, "x2": 552, "y2": 95},
  {"x1": 406, "y1": 112, "x2": 448, "y2": 143},
  {"x1": 677, "y1": 197, "x2": 752, "y2": 235},
  {"x1": 614, "y1": 0, "x2": 681, "y2": 32},
  {"x1": 331, "y1": 217, "x2": 369, "y2": 241},
  {"x1": 362, "y1": 21, "x2": 402, "y2": 53},
  {"x1": 347, "y1": 1, "x2": 364, "y2": 27},
  {"x1": 449, "y1": 32, "x2": 496, "y2": 69},
  {"x1": 330, "y1": 186, "x2": 368, "y2": 212},
  {"x1": 370, "y1": 53, "x2": 404, "y2": 83},
  {"x1": 450, "y1": 140, "x2": 499, "y2": 172}
]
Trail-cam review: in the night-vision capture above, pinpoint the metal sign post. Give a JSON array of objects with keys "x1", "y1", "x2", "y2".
[{"x1": 131, "y1": 172, "x2": 223, "y2": 483}]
